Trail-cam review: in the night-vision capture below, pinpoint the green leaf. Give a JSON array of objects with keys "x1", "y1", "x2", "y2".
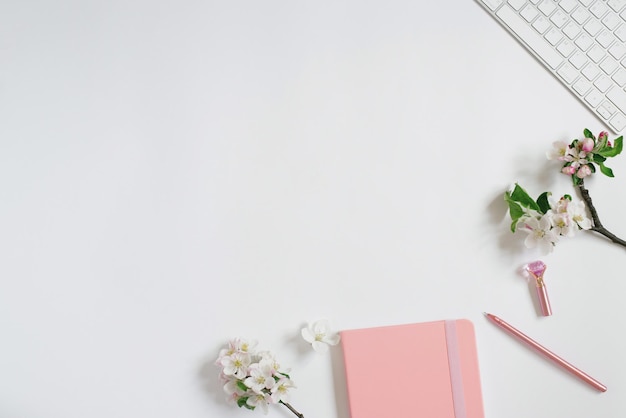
[
  {"x1": 237, "y1": 397, "x2": 254, "y2": 410},
  {"x1": 583, "y1": 128, "x2": 593, "y2": 139},
  {"x1": 236, "y1": 380, "x2": 249, "y2": 392},
  {"x1": 507, "y1": 184, "x2": 540, "y2": 211},
  {"x1": 536, "y1": 191, "x2": 551, "y2": 214},
  {"x1": 592, "y1": 153, "x2": 606, "y2": 163},
  {"x1": 598, "y1": 136, "x2": 623, "y2": 157},
  {"x1": 505, "y1": 200, "x2": 525, "y2": 232},
  {"x1": 572, "y1": 175, "x2": 581, "y2": 186},
  {"x1": 598, "y1": 161, "x2": 614, "y2": 177},
  {"x1": 614, "y1": 136, "x2": 623, "y2": 155}
]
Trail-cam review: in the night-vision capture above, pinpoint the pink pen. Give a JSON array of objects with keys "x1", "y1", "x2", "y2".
[
  {"x1": 526, "y1": 260, "x2": 552, "y2": 316},
  {"x1": 485, "y1": 313, "x2": 607, "y2": 392}
]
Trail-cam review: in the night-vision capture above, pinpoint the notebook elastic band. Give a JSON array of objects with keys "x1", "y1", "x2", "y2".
[{"x1": 445, "y1": 320, "x2": 467, "y2": 418}]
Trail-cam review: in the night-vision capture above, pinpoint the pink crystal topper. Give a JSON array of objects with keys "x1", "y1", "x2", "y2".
[
  {"x1": 526, "y1": 260, "x2": 546, "y2": 278},
  {"x1": 525, "y1": 260, "x2": 552, "y2": 316}
]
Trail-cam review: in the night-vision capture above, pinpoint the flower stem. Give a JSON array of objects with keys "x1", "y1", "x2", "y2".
[
  {"x1": 279, "y1": 401, "x2": 304, "y2": 418},
  {"x1": 577, "y1": 180, "x2": 626, "y2": 248}
]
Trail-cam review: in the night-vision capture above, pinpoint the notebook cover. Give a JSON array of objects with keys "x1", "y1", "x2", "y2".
[{"x1": 340, "y1": 319, "x2": 484, "y2": 418}]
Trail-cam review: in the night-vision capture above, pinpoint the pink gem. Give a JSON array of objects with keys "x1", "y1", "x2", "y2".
[{"x1": 526, "y1": 260, "x2": 546, "y2": 277}]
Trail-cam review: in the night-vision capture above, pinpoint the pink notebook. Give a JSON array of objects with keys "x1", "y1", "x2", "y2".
[{"x1": 340, "y1": 319, "x2": 484, "y2": 418}]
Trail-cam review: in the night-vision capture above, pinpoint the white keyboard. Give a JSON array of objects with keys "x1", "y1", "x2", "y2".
[{"x1": 477, "y1": 0, "x2": 626, "y2": 133}]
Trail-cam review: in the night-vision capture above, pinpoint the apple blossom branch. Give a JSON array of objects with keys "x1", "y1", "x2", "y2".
[
  {"x1": 280, "y1": 401, "x2": 305, "y2": 418},
  {"x1": 215, "y1": 338, "x2": 303, "y2": 417},
  {"x1": 576, "y1": 180, "x2": 626, "y2": 248},
  {"x1": 505, "y1": 129, "x2": 624, "y2": 254}
]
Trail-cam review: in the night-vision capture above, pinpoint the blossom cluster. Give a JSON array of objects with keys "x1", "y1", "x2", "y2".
[
  {"x1": 505, "y1": 184, "x2": 592, "y2": 254},
  {"x1": 547, "y1": 129, "x2": 623, "y2": 185},
  {"x1": 216, "y1": 338, "x2": 296, "y2": 414}
]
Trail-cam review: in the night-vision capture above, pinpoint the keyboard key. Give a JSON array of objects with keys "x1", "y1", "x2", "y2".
[
  {"x1": 579, "y1": 0, "x2": 594, "y2": 6},
  {"x1": 538, "y1": 0, "x2": 557, "y2": 15},
  {"x1": 557, "y1": 63, "x2": 579, "y2": 83},
  {"x1": 569, "y1": 51, "x2": 589, "y2": 68},
  {"x1": 557, "y1": 39, "x2": 576, "y2": 56},
  {"x1": 608, "y1": 0, "x2": 626, "y2": 12},
  {"x1": 585, "y1": 88, "x2": 604, "y2": 106},
  {"x1": 588, "y1": 45, "x2": 606, "y2": 63},
  {"x1": 479, "y1": 0, "x2": 504, "y2": 10},
  {"x1": 575, "y1": 33, "x2": 594, "y2": 51},
  {"x1": 562, "y1": 21, "x2": 581, "y2": 38},
  {"x1": 602, "y1": 13, "x2": 621, "y2": 30},
  {"x1": 582, "y1": 63, "x2": 601, "y2": 80},
  {"x1": 595, "y1": 75, "x2": 613, "y2": 92},
  {"x1": 573, "y1": 78, "x2": 592, "y2": 95},
  {"x1": 600, "y1": 57, "x2": 619, "y2": 74},
  {"x1": 507, "y1": 0, "x2": 526, "y2": 10},
  {"x1": 603, "y1": 100, "x2": 618, "y2": 114},
  {"x1": 520, "y1": 4, "x2": 539, "y2": 21},
  {"x1": 612, "y1": 68, "x2": 626, "y2": 86},
  {"x1": 597, "y1": 102, "x2": 615, "y2": 118},
  {"x1": 609, "y1": 112, "x2": 626, "y2": 131},
  {"x1": 614, "y1": 24, "x2": 626, "y2": 42},
  {"x1": 550, "y1": 10, "x2": 569, "y2": 27},
  {"x1": 608, "y1": 43, "x2": 626, "y2": 60},
  {"x1": 559, "y1": 0, "x2": 578, "y2": 12},
  {"x1": 571, "y1": 7, "x2": 591, "y2": 24},
  {"x1": 496, "y1": 5, "x2": 563, "y2": 68},
  {"x1": 545, "y1": 27, "x2": 563, "y2": 45},
  {"x1": 590, "y1": 1, "x2": 609, "y2": 18},
  {"x1": 584, "y1": 19, "x2": 603, "y2": 36},
  {"x1": 533, "y1": 16, "x2": 551, "y2": 33},
  {"x1": 607, "y1": 86, "x2": 626, "y2": 113},
  {"x1": 596, "y1": 31, "x2": 616, "y2": 48}
]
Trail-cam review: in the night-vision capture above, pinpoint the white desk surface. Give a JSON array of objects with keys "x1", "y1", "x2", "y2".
[{"x1": 2, "y1": 1, "x2": 625, "y2": 417}]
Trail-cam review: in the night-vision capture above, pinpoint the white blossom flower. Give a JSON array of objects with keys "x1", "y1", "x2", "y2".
[
  {"x1": 217, "y1": 338, "x2": 257, "y2": 362},
  {"x1": 301, "y1": 319, "x2": 340, "y2": 354},
  {"x1": 255, "y1": 351, "x2": 285, "y2": 376},
  {"x1": 246, "y1": 392, "x2": 272, "y2": 414},
  {"x1": 220, "y1": 352, "x2": 251, "y2": 379},
  {"x1": 232, "y1": 338, "x2": 257, "y2": 354},
  {"x1": 546, "y1": 140, "x2": 570, "y2": 161},
  {"x1": 549, "y1": 211, "x2": 574, "y2": 237},
  {"x1": 244, "y1": 362, "x2": 275, "y2": 394},
  {"x1": 566, "y1": 146, "x2": 588, "y2": 168},
  {"x1": 223, "y1": 378, "x2": 247, "y2": 397},
  {"x1": 568, "y1": 201, "x2": 592, "y2": 230},
  {"x1": 549, "y1": 195, "x2": 569, "y2": 214},
  {"x1": 270, "y1": 377, "x2": 296, "y2": 404},
  {"x1": 520, "y1": 215, "x2": 559, "y2": 254}
]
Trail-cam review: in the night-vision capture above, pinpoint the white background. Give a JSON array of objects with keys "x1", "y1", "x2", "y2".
[{"x1": 2, "y1": 1, "x2": 626, "y2": 417}]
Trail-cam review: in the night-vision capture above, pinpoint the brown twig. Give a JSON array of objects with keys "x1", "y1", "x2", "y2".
[
  {"x1": 577, "y1": 179, "x2": 626, "y2": 248},
  {"x1": 280, "y1": 401, "x2": 304, "y2": 418}
]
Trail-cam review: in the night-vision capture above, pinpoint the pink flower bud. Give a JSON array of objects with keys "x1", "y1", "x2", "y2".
[
  {"x1": 599, "y1": 131, "x2": 608, "y2": 141},
  {"x1": 576, "y1": 164, "x2": 592, "y2": 178},
  {"x1": 581, "y1": 137, "x2": 594, "y2": 153},
  {"x1": 562, "y1": 166, "x2": 576, "y2": 175}
]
